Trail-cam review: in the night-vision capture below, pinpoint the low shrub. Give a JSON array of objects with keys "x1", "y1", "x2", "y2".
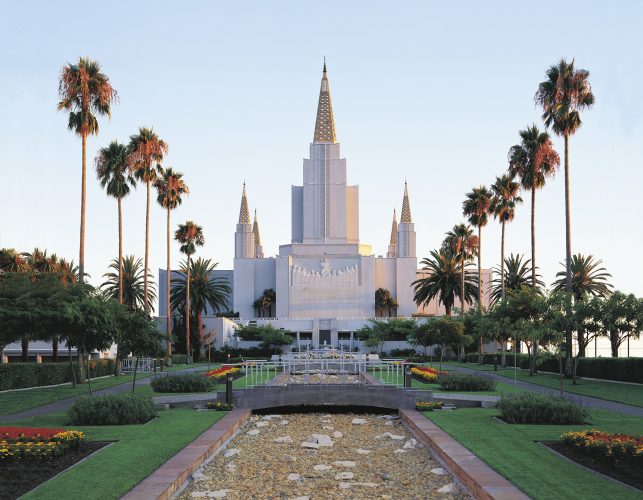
[
  {"x1": 171, "y1": 354, "x2": 188, "y2": 365},
  {"x1": 561, "y1": 429, "x2": 642, "y2": 461},
  {"x1": 416, "y1": 401, "x2": 443, "y2": 411},
  {"x1": 150, "y1": 373, "x2": 213, "y2": 393},
  {"x1": 437, "y1": 372, "x2": 497, "y2": 391},
  {"x1": 68, "y1": 393, "x2": 157, "y2": 425},
  {"x1": 498, "y1": 392, "x2": 587, "y2": 424},
  {"x1": 212, "y1": 347, "x2": 276, "y2": 362},
  {"x1": 390, "y1": 348, "x2": 417, "y2": 358},
  {"x1": 205, "y1": 401, "x2": 233, "y2": 411}
]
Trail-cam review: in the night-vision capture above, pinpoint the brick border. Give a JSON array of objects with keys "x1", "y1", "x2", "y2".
[
  {"x1": 399, "y1": 409, "x2": 528, "y2": 500},
  {"x1": 122, "y1": 408, "x2": 251, "y2": 500}
]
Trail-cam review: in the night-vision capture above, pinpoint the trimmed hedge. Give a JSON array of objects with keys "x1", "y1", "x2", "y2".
[
  {"x1": 68, "y1": 393, "x2": 157, "y2": 425},
  {"x1": 498, "y1": 392, "x2": 587, "y2": 424},
  {"x1": 0, "y1": 360, "x2": 116, "y2": 390},
  {"x1": 150, "y1": 373, "x2": 213, "y2": 393},
  {"x1": 171, "y1": 354, "x2": 188, "y2": 365},
  {"x1": 436, "y1": 372, "x2": 497, "y2": 391}
]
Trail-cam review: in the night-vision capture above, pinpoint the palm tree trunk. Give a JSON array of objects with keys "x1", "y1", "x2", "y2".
[
  {"x1": 564, "y1": 132, "x2": 573, "y2": 377},
  {"x1": 166, "y1": 207, "x2": 172, "y2": 364},
  {"x1": 144, "y1": 179, "x2": 151, "y2": 314},
  {"x1": 477, "y1": 225, "x2": 483, "y2": 364},
  {"x1": 118, "y1": 196, "x2": 123, "y2": 304},
  {"x1": 52, "y1": 335, "x2": 59, "y2": 362},
  {"x1": 79, "y1": 132, "x2": 87, "y2": 283},
  {"x1": 530, "y1": 186, "x2": 538, "y2": 372},
  {"x1": 461, "y1": 254, "x2": 465, "y2": 312},
  {"x1": 21, "y1": 337, "x2": 29, "y2": 361},
  {"x1": 198, "y1": 310, "x2": 203, "y2": 361},
  {"x1": 500, "y1": 220, "x2": 506, "y2": 367},
  {"x1": 186, "y1": 255, "x2": 191, "y2": 363}
]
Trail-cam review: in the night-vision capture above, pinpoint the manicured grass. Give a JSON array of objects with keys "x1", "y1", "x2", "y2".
[
  {"x1": 0, "y1": 363, "x2": 209, "y2": 416},
  {"x1": 424, "y1": 407, "x2": 642, "y2": 500},
  {"x1": 7, "y1": 407, "x2": 225, "y2": 499},
  {"x1": 442, "y1": 361, "x2": 643, "y2": 407}
]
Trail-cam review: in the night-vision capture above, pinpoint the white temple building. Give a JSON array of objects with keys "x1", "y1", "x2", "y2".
[{"x1": 158, "y1": 63, "x2": 492, "y2": 351}]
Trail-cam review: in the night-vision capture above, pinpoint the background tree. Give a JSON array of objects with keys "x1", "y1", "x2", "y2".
[
  {"x1": 154, "y1": 166, "x2": 189, "y2": 363},
  {"x1": 413, "y1": 248, "x2": 478, "y2": 317},
  {"x1": 432, "y1": 317, "x2": 468, "y2": 369},
  {"x1": 597, "y1": 292, "x2": 641, "y2": 357},
  {"x1": 57, "y1": 58, "x2": 117, "y2": 283},
  {"x1": 408, "y1": 321, "x2": 439, "y2": 357},
  {"x1": 0, "y1": 248, "x2": 30, "y2": 273},
  {"x1": 126, "y1": 127, "x2": 168, "y2": 313},
  {"x1": 573, "y1": 295, "x2": 602, "y2": 358},
  {"x1": 101, "y1": 255, "x2": 156, "y2": 311},
  {"x1": 254, "y1": 288, "x2": 276, "y2": 318},
  {"x1": 444, "y1": 224, "x2": 478, "y2": 313},
  {"x1": 96, "y1": 141, "x2": 136, "y2": 305},
  {"x1": 551, "y1": 254, "x2": 612, "y2": 300},
  {"x1": 375, "y1": 288, "x2": 397, "y2": 317},
  {"x1": 490, "y1": 254, "x2": 545, "y2": 305}
]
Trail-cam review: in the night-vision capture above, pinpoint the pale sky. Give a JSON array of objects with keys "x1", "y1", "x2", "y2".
[{"x1": 1, "y1": 1, "x2": 642, "y2": 310}]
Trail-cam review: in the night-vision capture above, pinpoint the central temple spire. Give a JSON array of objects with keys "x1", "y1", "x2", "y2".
[{"x1": 313, "y1": 61, "x2": 337, "y2": 143}]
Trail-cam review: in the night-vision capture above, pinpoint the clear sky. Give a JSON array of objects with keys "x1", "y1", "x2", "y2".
[{"x1": 1, "y1": 1, "x2": 642, "y2": 311}]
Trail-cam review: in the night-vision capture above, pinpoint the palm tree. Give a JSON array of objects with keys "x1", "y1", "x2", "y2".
[
  {"x1": 101, "y1": 255, "x2": 156, "y2": 311},
  {"x1": 508, "y1": 125, "x2": 560, "y2": 288},
  {"x1": 170, "y1": 257, "x2": 230, "y2": 360},
  {"x1": 96, "y1": 141, "x2": 136, "y2": 305},
  {"x1": 57, "y1": 58, "x2": 117, "y2": 283},
  {"x1": 0, "y1": 248, "x2": 30, "y2": 273},
  {"x1": 126, "y1": 127, "x2": 168, "y2": 314},
  {"x1": 412, "y1": 248, "x2": 478, "y2": 317},
  {"x1": 536, "y1": 59, "x2": 595, "y2": 374},
  {"x1": 154, "y1": 167, "x2": 189, "y2": 362},
  {"x1": 552, "y1": 254, "x2": 612, "y2": 301},
  {"x1": 490, "y1": 254, "x2": 545, "y2": 305},
  {"x1": 490, "y1": 175, "x2": 522, "y2": 301},
  {"x1": 443, "y1": 224, "x2": 478, "y2": 313},
  {"x1": 56, "y1": 258, "x2": 79, "y2": 287},
  {"x1": 174, "y1": 221, "x2": 204, "y2": 362}
]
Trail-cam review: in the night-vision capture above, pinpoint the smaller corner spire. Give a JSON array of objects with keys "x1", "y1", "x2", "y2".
[
  {"x1": 238, "y1": 182, "x2": 250, "y2": 224},
  {"x1": 389, "y1": 208, "x2": 398, "y2": 245},
  {"x1": 401, "y1": 181, "x2": 412, "y2": 223},
  {"x1": 252, "y1": 209, "x2": 261, "y2": 246},
  {"x1": 323, "y1": 56, "x2": 326, "y2": 73}
]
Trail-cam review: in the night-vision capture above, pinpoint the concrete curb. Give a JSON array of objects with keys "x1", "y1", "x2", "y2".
[
  {"x1": 399, "y1": 409, "x2": 529, "y2": 500},
  {"x1": 121, "y1": 408, "x2": 251, "y2": 500}
]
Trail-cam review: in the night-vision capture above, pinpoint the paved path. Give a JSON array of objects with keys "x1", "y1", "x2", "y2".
[
  {"x1": 445, "y1": 364, "x2": 643, "y2": 417},
  {"x1": 0, "y1": 365, "x2": 207, "y2": 423}
]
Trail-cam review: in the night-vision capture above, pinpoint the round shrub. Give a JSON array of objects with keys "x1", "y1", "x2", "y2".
[
  {"x1": 68, "y1": 393, "x2": 157, "y2": 425},
  {"x1": 498, "y1": 392, "x2": 587, "y2": 424},
  {"x1": 150, "y1": 373, "x2": 213, "y2": 393},
  {"x1": 437, "y1": 372, "x2": 497, "y2": 391}
]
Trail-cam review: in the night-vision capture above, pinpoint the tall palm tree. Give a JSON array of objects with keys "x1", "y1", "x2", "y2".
[
  {"x1": 174, "y1": 221, "x2": 204, "y2": 362},
  {"x1": 101, "y1": 255, "x2": 156, "y2": 311},
  {"x1": 96, "y1": 141, "x2": 136, "y2": 305},
  {"x1": 552, "y1": 254, "x2": 612, "y2": 301},
  {"x1": 490, "y1": 175, "x2": 522, "y2": 301},
  {"x1": 443, "y1": 224, "x2": 478, "y2": 313},
  {"x1": 490, "y1": 254, "x2": 545, "y2": 305},
  {"x1": 536, "y1": 59, "x2": 595, "y2": 374},
  {"x1": 154, "y1": 167, "x2": 189, "y2": 361},
  {"x1": 170, "y1": 257, "x2": 230, "y2": 360},
  {"x1": 0, "y1": 248, "x2": 30, "y2": 273},
  {"x1": 126, "y1": 127, "x2": 168, "y2": 314},
  {"x1": 412, "y1": 248, "x2": 478, "y2": 317},
  {"x1": 508, "y1": 125, "x2": 560, "y2": 287},
  {"x1": 57, "y1": 58, "x2": 117, "y2": 283},
  {"x1": 56, "y1": 258, "x2": 79, "y2": 287}
]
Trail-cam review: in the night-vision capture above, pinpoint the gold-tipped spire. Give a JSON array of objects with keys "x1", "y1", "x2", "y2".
[
  {"x1": 401, "y1": 181, "x2": 412, "y2": 223},
  {"x1": 389, "y1": 208, "x2": 398, "y2": 245},
  {"x1": 252, "y1": 209, "x2": 261, "y2": 247},
  {"x1": 313, "y1": 60, "x2": 337, "y2": 143},
  {"x1": 238, "y1": 182, "x2": 250, "y2": 224}
]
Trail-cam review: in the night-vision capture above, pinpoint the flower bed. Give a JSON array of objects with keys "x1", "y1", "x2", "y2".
[
  {"x1": 415, "y1": 401, "x2": 444, "y2": 411},
  {"x1": 205, "y1": 401, "x2": 233, "y2": 411},
  {"x1": 204, "y1": 365, "x2": 242, "y2": 381},
  {"x1": 561, "y1": 429, "x2": 642, "y2": 461},
  {"x1": 0, "y1": 427, "x2": 86, "y2": 462},
  {"x1": 410, "y1": 366, "x2": 446, "y2": 383}
]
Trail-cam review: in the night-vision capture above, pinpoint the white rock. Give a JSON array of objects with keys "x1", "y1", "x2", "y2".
[
  {"x1": 287, "y1": 473, "x2": 303, "y2": 481},
  {"x1": 283, "y1": 454, "x2": 297, "y2": 462},
  {"x1": 313, "y1": 464, "x2": 332, "y2": 471},
  {"x1": 384, "y1": 421, "x2": 394, "y2": 426},
  {"x1": 247, "y1": 429, "x2": 260, "y2": 436},
  {"x1": 351, "y1": 418, "x2": 368, "y2": 425},
  {"x1": 192, "y1": 493, "x2": 207, "y2": 498},
  {"x1": 274, "y1": 436, "x2": 294, "y2": 444},
  {"x1": 353, "y1": 482, "x2": 378, "y2": 488},
  {"x1": 223, "y1": 448, "x2": 240, "y2": 458},
  {"x1": 378, "y1": 415, "x2": 399, "y2": 420},
  {"x1": 322, "y1": 425, "x2": 334, "y2": 430},
  {"x1": 301, "y1": 441, "x2": 320, "y2": 449},
  {"x1": 335, "y1": 472, "x2": 354, "y2": 480},
  {"x1": 332, "y1": 431, "x2": 343, "y2": 438},
  {"x1": 431, "y1": 467, "x2": 447, "y2": 475},
  {"x1": 339, "y1": 482, "x2": 352, "y2": 489},
  {"x1": 356, "y1": 448, "x2": 373, "y2": 454},
  {"x1": 403, "y1": 438, "x2": 417, "y2": 449},
  {"x1": 333, "y1": 460, "x2": 356, "y2": 467},
  {"x1": 207, "y1": 491, "x2": 230, "y2": 498},
  {"x1": 255, "y1": 421, "x2": 269, "y2": 427},
  {"x1": 437, "y1": 483, "x2": 456, "y2": 494},
  {"x1": 394, "y1": 449, "x2": 407, "y2": 454},
  {"x1": 293, "y1": 497, "x2": 310, "y2": 500},
  {"x1": 280, "y1": 420, "x2": 289, "y2": 426},
  {"x1": 375, "y1": 432, "x2": 405, "y2": 440},
  {"x1": 262, "y1": 414, "x2": 281, "y2": 420},
  {"x1": 192, "y1": 472, "x2": 207, "y2": 481},
  {"x1": 311, "y1": 434, "x2": 333, "y2": 446},
  {"x1": 225, "y1": 462, "x2": 236, "y2": 470}
]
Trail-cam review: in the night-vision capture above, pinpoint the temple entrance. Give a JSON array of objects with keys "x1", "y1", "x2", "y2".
[{"x1": 318, "y1": 330, "x2": 331, "y2": 347}]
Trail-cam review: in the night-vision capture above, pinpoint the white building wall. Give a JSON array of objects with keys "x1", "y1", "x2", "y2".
[{"x1": 346, "y1": 185, "x2": 359, "y2": 244}]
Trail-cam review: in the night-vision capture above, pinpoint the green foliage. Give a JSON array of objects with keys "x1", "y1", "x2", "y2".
[
  {"x1": 498, "y1": 392, "x2": 587, "y2": 424},
  {"x1": 68, "y1": 393, "x2": 157, "y2": 425},
  {"x1": 356, "y1": 318, "x2": 420, "y2": 353},
  {"x1": 437, "y1": 372, "x2": 497, "y2": 391},
  {"x1": 171, "y1": 354, "x2": 188, "y2": 365},
  {"x1": 551, "y1": 254, "x2": 613, "y2": 300},
  {"x1": 205, "y1": 401, "x2": 233, "y2": 410},
  {"x1": 575, "y1": 357, "x2": 643, "y2": 384},
  {"x1": 234, "y1": 324, "x2": 294, "y2": 353},
  {"x1": 375, "y1": 288, "x2": 398, "y2": 316},
  {"x1": 490, "y1": 254, "x2": 545, "y2": 305},
  {"x1": 150, "y1": 373, "x2": 213, "y2": 393},
  {"x1": 0, "y1": 363, "x2": 73, "y2": 390},
  {"x1": 101, "y1": 255, "x2": 156, "y2": 311},
  {"x1": 390, "y1": 348, "x2": 417, "y2": 357}
]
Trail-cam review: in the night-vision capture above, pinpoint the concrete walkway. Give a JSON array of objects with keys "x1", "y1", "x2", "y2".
[
  {"x1": 445, "y1": 364, "x2": 643, "y2": 417},
  {"x1": 0, "y1": 365, "x2": 207, "y2": 423}
]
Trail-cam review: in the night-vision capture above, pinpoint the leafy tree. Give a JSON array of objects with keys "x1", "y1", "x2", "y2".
[
  {"x1": 154, "y1": 166, "x2": 189, "y2": 362},
  {"x1": 408, "y1": 322, "x2": 438, "y2": 356},
  {"x1": 413, "y1": 248, "x2": 478, "y2": 317},
  {"x1": 233, "y1": 324, "x2": 294, "y2": 354},
  {"x1": 57, "y1": 58, "x2": 117, "y2": 283},
  {"x1": 95, "y1": 141, "x2": 136, "y2": 305},
  {"x1": 101, "y1": 255, "x2": 156, "y2": 312},
  {"x1": 443, "y1": 224, "x2": 478, "y2": 312},
  {"x1": 551, "y1": 254, "x2": 613, "y2": 301},
  {"x1": 356, "y1": 319, "x2": 418, "y2": 354},
  {"x1": 375, "y1": 288, "x2": 398, "y2": 317},
  {"x1": 254, "y1": 288, "x2": 276, "y2": 318},
  {"x1": 573, "y1": 296, "x2": 602, "y2": 358},
  {"x1": 596, "y1": 292, "x2": 641, "y2": 357},
  {"x1": 126, "y1": 127, "x2": 168, "y2": 313},
  {"x1": 490, "y1": 254, "x2": 545, "y2": 305}
]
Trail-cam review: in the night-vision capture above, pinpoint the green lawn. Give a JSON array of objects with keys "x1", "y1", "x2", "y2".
[
  {"x1": 441, "y1": 362, "x2": 643, "y2": 407},
  {"x1": 424, "y1": 407, "x2": 642, "y2": 500},
  {"x1": 6, "y1": 407, "x2": 225, "y2": 500},
  {"x1": 0, "y1": 363, "x2": 209, "y2": 416}
]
